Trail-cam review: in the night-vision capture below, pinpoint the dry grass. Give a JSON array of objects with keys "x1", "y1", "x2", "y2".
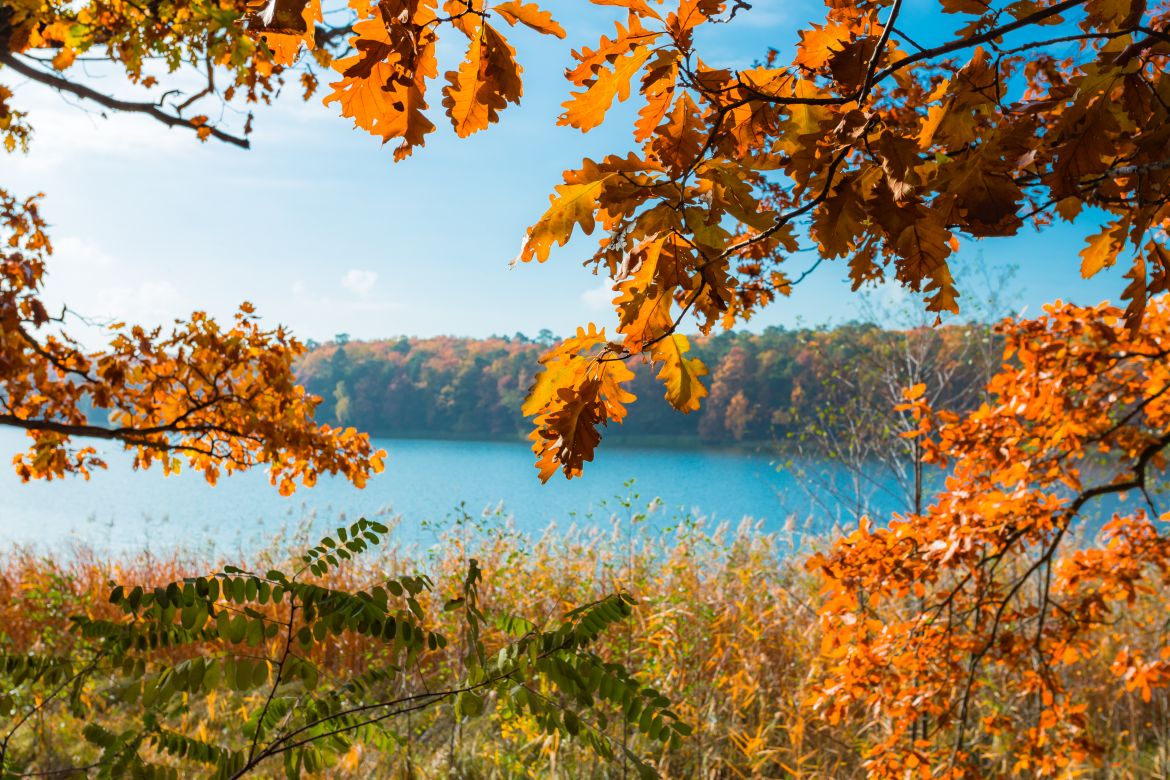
[{"x1": 1, "y1": 498, "x2": 1168, "y2": 778}]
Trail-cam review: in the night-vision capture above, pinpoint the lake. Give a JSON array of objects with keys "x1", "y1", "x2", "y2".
[{"x1": 0, "y1": 429, "x2": 914, "y2": 555}]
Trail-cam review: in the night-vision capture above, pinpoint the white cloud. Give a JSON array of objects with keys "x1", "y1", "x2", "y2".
[
  {"x1": 96, "y1": 280, "x2": 183, "y2": 324},
  {"x1": 340, "y1": 269, "x2": 378, "y2": 298},
  {"x1": 49, "y1": 236, "x2": 116, "y2": 273},
  {"x1": 31, "y1": 236, "x2": 187, "y2": 347},
  {"x1": 5, "y1": 101, "x2": 192, "y2": 174},
  {"x1": 581, "y1": 277, "x2": 616, "y2": 310},
  {"x1": 37, "y1": 235, "x2": 119, "y2": 318}
]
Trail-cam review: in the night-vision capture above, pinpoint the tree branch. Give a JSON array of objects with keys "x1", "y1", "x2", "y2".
[{"x1": 0, "y1": 51, "x2": 250, "y2": 149}]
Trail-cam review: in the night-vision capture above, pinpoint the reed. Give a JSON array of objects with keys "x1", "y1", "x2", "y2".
[{"x1": 0, "y1": 497, "x2": 1166, "y2": 778}]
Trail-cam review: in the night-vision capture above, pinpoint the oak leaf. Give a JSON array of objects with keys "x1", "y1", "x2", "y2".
[
  {"x1": 531, "y1": 381, "x2": 605, "y2": 481},
  {"x1": 492, "y1": 1, "x2": 565, "y2": 38},
  {"x1": 813, "y1": 181, "x2": 867, "y2": 259},
  {"x1": 518, "y1": 161, "x2": 619, "y2": 262},
  {"x1": 50, "y1": 47, "x2": 76, "y2": 71},
  {"x1": 650, "y1": 333, "x2": 708, "y2": 413},
  {"x1": 794, "y1": 23, "x2": 852, "y2": 71},
  {"x1": 827, "y1": 37, "x2": 881, "y2": 89},
  {"x1": 441, "y1": 22, "x2": 523, "y2": 139},
  {"x1": 324, "y1": 17, "x2": 438, "y2": 159},
  {"x1": 560, "y1": 44, "x2": 653, "y2": 132},
  {"x1": 634, "y1": 49, "x2": 679, "y2": 142},
  {"x1": 1080, "y1": 218, "x2": 1129, "y2": 278},
  {"x1": 892, "y1": 215, "x2": 959, "y2": 313}
]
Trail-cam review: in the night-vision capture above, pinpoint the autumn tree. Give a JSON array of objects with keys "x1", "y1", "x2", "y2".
[
  {"x1": 503, "y1": 0, "x2": 1170, "y2": 479},
  {"x1": 0, "y1": 1, "x2": 385, "y2": 490},
  {"x1": 806, "y1": 299, "x2": 1170, "y2": 776},
  {"x1": 0, "y1": 191, "x2": 383, "y2": 493},
  {"x1": 4, "y1": 0, "x2": 1167, "y2": 481}
]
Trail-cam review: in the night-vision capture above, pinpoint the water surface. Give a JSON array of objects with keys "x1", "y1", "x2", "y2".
[{"x1": 0, "y1": 430, "x2": 911, "y2": 554}]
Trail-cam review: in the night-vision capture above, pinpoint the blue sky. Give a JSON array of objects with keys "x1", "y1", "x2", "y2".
[{"x1": 5, "y1": 0, "x2": 1126, "y2": 345}]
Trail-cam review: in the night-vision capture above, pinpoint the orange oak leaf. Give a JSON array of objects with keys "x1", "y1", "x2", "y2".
[
  {"x1": 518, "y1": 161, "x2": 619, "y2": 262},
  {"x1": 560, "y1": 44, "x2": 653, "y2": 132},
  {"x1": 524, "y1": 324, "x2": 634, "y2": 480},
  {"x1": 1080, "y1": 218, "x2": 1130, "y2": 278},
  {"x1": 442, "y1": 24, "x2": 523, "y2": 137},
  {"x1": 324, "y1": 15, "x2": 438, "y2": 159},
  {"x1": 492, "y1": 1, "x2": 566, "y2": 38},
  {"x1": 794, "y1": 23, "x2": 852, "y2": 71},
  {"x1": 634, "y1": 49, "x2": 679, "y2": 142}
]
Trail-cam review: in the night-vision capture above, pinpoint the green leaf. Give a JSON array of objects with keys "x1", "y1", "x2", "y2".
[
  {"x1": 245, "y1": 618, "x2": 265, "y2": 646},
  {"x1": 203, "y1": 658, "x2": 221, "y2": 691},
  {"x1": 455, "y1": 690, "x2": 484, "y2": 718},
  {"x1": 227, "y1": 614, "x2": 247, "y2": 644}
]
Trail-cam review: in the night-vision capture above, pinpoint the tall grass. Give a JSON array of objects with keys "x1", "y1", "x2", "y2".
[{"x1": 1, "y1": 496, "x2": 1167, "y2": 777}]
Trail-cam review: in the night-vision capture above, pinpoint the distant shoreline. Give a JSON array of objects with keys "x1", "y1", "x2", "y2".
[{"x1": 361, "y1": 430, "x2": 780, "y2": 453}]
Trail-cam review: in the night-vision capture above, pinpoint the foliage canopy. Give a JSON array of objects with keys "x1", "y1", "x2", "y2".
[
  {"x1": 813, "y1": 298, "x2": 1170, "y2": 776},
  {"x1": 2, "y1": 0, "x2": 1168, "y2": 478}
]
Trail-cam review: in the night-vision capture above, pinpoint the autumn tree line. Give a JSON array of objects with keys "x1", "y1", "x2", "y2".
[{"x1": 297, "y1": 321, "x2": 997, "y2": 446}]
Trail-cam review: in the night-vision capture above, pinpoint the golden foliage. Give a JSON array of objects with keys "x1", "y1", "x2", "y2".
[
  {"x1": 6, "y1": 0, "x2": 1170, "y2": 477},
  {"x1": 812, "y1": 298, "x2": 1170, "y2": 777},
  {"x1": 0, "y1": 191, "x2": 383, "y2": 491}
]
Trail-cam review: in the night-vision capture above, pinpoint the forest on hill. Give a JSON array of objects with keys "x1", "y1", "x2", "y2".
[{"x1": 296, "y1": 322, "x2": 1000, "y2": 445}]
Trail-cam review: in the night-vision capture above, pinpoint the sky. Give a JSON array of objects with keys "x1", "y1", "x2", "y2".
[{"x1": 3, "y1": 0, "x2": 1129, "y2": 346}]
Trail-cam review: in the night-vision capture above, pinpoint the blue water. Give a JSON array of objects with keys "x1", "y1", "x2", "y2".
[{"x1": 0, "y1": 429, "x2": 911, "y2": 554}]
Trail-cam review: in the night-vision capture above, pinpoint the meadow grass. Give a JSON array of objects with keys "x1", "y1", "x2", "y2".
[{"x1": 1, "y1": 497, "x2": 1167, "y2": 778}]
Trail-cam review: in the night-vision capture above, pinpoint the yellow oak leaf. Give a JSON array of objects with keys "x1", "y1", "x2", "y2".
[
  {"x1": 615, "y1": 238, "x2": 673, "y2": 352},
  {"x1": 650, "y1": 333, "x2": 708, "y2": 413},
  {"x1": 918, "y1": 104, "x2": 947, "y2": 148},
  {"x1": 522, "y1": 324, "x2": 608, "y2": 416},
  {"x1": 1080, "y1": 219, "x2": 1128, "y2": 278},
  {"x1": 519, "y1": 163, "x2": 618, "y2": 262}
]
